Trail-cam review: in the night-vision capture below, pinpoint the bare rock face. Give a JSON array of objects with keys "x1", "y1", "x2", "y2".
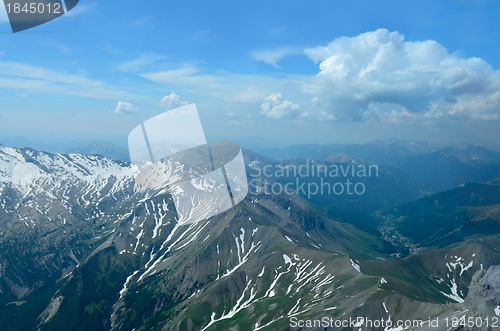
[{"x1": 460, "y1": 265, "x2": 500, "y2": 330}]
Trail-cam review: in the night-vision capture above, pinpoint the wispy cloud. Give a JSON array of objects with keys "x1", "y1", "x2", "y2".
[
  {"x1": 0, "y1": 51, "x2": 4, "y2": 56},
  {"x1": 117, "y1": 54, "x2": 165, "y2": 72},
  {"x1": 0, "y1": 60, "x2": 130, "y2": 99},
  {"x1": 140, "y1": 65, "x2": 300, "y2": 103},
  {"x1": 41, "y1": 41, "x2": 72, "y2": 54},
  {"x1": 252, "y1": 47, "x2": 301, "y2": 68},
  {"x1": 141, "y1": 66, "x2": 222, "y2": 89}
]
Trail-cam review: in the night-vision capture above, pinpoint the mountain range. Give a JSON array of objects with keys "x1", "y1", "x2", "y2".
[
  {"x1": 254, "y1": 139, "x2": 500, "y2": 192},
  {"x1": 1, "y1": 142, "x2": 500, "y2": 330}
]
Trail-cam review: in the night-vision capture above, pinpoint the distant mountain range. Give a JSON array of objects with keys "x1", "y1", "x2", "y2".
[
  {"x1": 252, "y1": 138, "x2": 441, "y2": 162},
  {"x1": 254, "y1": 139, "x2": 500, "y2": 193},
  {"x1": 1, "y1": 143, "x2": 500, "y2": 330},
  {"x1": 65, "y1": 140, "x2": 130, "y2": 162}
]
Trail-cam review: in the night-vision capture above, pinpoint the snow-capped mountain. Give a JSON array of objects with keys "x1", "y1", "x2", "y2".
[
  {"x1": 1, "y1": 144, "x2": 500, "y2": 331},
  {"x1": 0, "y1": 145, "x2": 138, "y2": 299},
  {"x1": 0, "y1": 144, "x2": 134, "y2": 192}
]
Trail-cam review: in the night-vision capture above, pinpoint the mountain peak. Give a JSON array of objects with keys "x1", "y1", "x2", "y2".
[{"x1": 454, "y1": 141, "x2": 475, "y2": 150}]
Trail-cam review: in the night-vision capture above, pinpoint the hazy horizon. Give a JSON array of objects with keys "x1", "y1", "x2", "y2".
[{"x1": 2, "y1": 1, "x2": 500, "y2": 152}]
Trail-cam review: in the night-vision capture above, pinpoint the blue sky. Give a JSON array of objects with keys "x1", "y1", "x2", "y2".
[{"x1": 1, "y1": 0, "x2": 500, "y2": 150}]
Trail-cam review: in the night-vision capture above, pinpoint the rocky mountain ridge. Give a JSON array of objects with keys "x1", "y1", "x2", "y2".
[{"x1": 1, "y1": 144, "x2": 500, "y2": 330}]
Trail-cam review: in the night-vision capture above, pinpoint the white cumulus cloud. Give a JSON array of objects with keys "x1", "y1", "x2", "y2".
[
  {"x1": 161, "y1": 92, "x2": 188, "y2": 109},
  {"x1": 302, "y1": 28, "x2": 500, "y2": 123},
  {"x1": 260, "y1": 93, "x2": 300, "y2": 119},
  {"x1": 115, "y1": 101, "x2": 138, "y2": 114}
]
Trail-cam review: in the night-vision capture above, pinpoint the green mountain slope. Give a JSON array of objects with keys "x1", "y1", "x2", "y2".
[{"x1": 380, "y1": 180, "x2": 500, "y2": 251}]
